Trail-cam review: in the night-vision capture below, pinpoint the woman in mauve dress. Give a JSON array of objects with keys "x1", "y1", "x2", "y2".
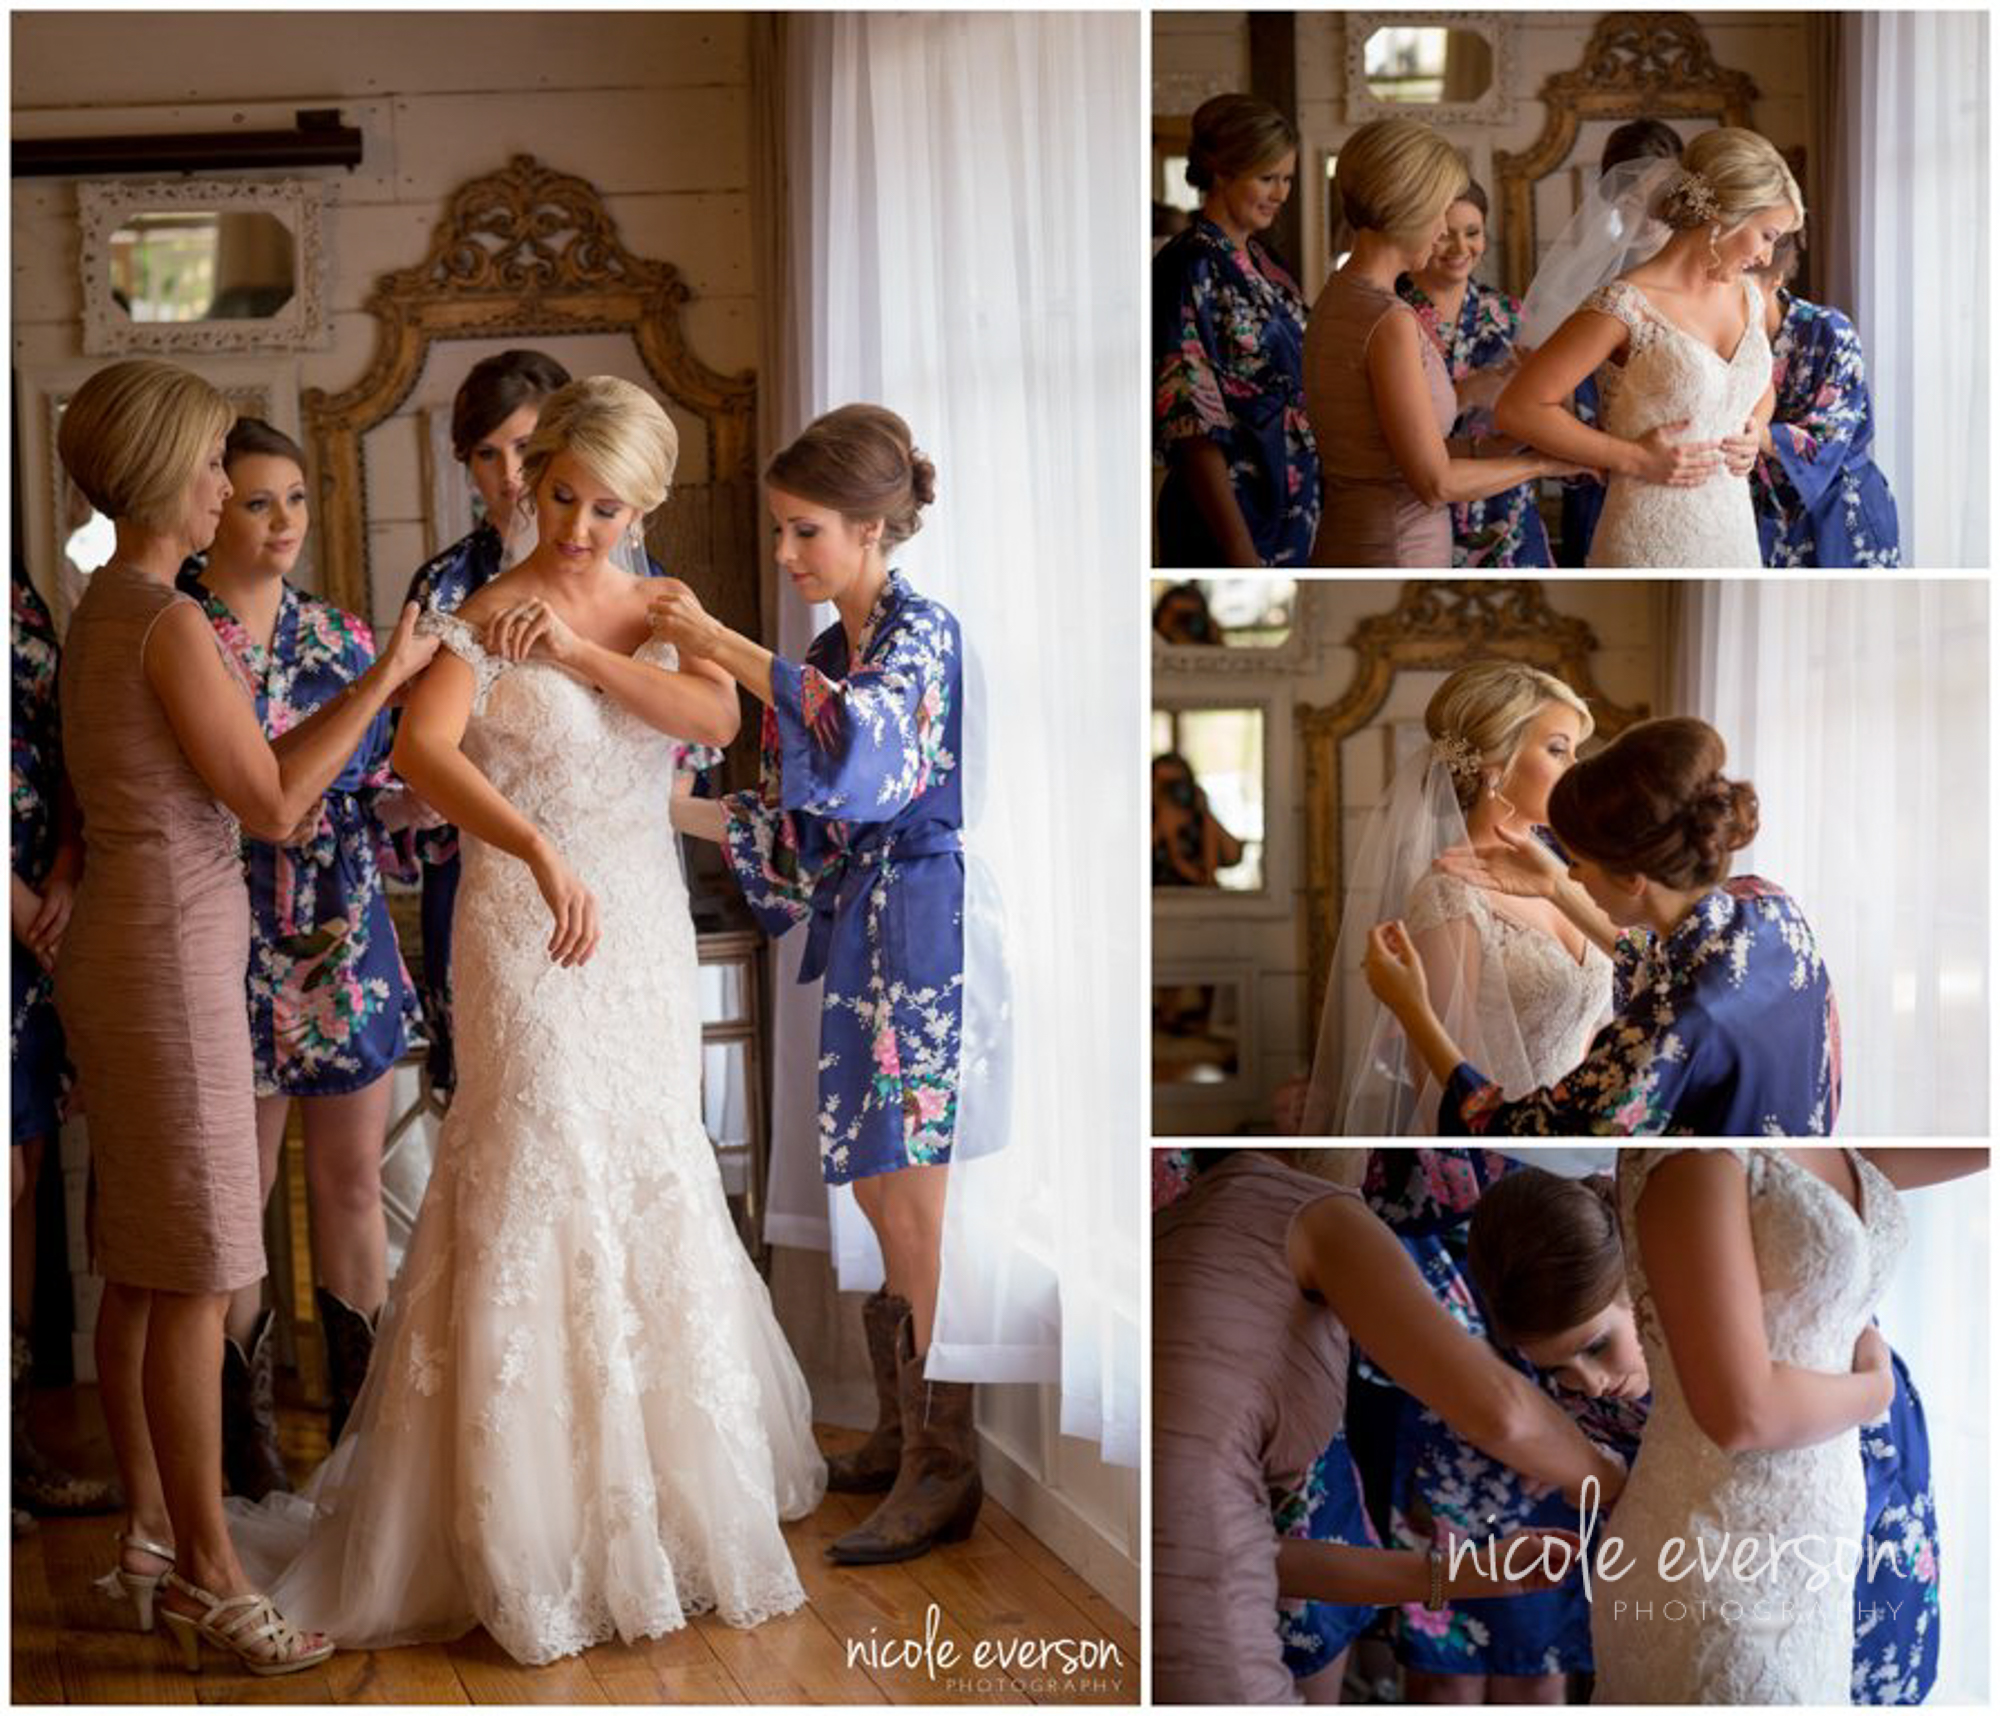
[{"x1": 56, "y1": 359, "x2": 435, "y2": 1674}]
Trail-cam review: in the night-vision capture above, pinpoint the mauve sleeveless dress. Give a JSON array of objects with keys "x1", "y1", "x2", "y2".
[
  {"x1": 56, "y1": 566, "x2": 263, "y2": 1294},
  {"x1": 1153, "y1": 1154, "x2": 1356, "y2": 1705},
  {"x1": 1305, "y1": 272, "x2": 1456, "y2": 566}
]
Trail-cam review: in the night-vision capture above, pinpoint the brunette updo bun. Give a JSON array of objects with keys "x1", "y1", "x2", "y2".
[
  {"x1": 1547, "y1": 716, "x2": 1758, "y2": 889},
  {"x1": 766, "y1": 403, "x2": 935, "y2": 547}
]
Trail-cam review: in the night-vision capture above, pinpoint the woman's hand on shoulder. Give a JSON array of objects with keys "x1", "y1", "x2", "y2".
[
  {"x1": 481, "y1": 593, "x2": 579, "y2": 666},
  {"x1": 1434, "y1": 823, "x2": 1564, "y2": 899},
  {"x1": 648, "y1": 579, "x2": 723, "y2": 660},
  {"x1": 375, "y1": 601, "x2": 442, "y2": 699}
]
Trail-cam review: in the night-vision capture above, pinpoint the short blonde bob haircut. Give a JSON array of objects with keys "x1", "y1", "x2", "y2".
[
  {"x1": 1427, "y1": 660, "x2": 1595, "y2": 813},
  {"x1": 1658, "y1": 127, "x2": 1805, "y2": 232},
  {"x1": 521, "y1": 375, "x2": 679, "y2": 517},
  {"x1": 1335, "y1": 118, "x2": 1469, "y2": 245},
  {"x1": 57, "y1": 360, "x2": 235, "y2": 535}
]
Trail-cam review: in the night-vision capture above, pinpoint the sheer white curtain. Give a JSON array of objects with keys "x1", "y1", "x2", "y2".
[
  {"x1": 1831, "y1": 11, "x2": 1989, "y2": 564},
  {"x1": 765, "y1": 12, "x2": 1141, "y2": 1464},
  {"x1": 1675, "y1": 580, "x2": 1988, "y2": 1134}
]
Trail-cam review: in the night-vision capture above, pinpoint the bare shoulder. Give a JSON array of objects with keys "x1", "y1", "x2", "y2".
[{"x1": 455, "y1": 569, "x2": 536, "y2": 625}]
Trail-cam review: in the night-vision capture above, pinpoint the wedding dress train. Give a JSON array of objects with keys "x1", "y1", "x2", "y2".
[
  {"x1": 230, "y1": 617, "x2": 826, "y2": 1665},
  {"x1": 1592, "y1": 1148, "x2": 1907, "y2": 1703}
]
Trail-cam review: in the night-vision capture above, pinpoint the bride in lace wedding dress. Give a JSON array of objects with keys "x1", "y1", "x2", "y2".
[
  {"x1": 229, "y1": 378, "x2": 826, "y2": 1665},
  {"x1": 1597, "y1": 1149, "x2": 1907, "y2": 1703},
  {"x1": 1303, "y1": 661, "x2": 1612, "y2": 1135},
  {"x1": 1496, "y1": 129, "x2": 1804, "y2": 568}
]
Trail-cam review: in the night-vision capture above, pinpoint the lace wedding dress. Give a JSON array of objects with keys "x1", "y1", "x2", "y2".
[
  {"x1": 1584, "y1": 277, "x2": 1770, "y2": 568},
  {"x1": 1397, "y1": 872, "x2": 1612, "y2": 1129},
  {"x1": 1594, "y1": 1149, "x2": 1908, "y2": 1704},
  {"x1": 231, "y1": 617, "x2": 826, "y2": 1665}
]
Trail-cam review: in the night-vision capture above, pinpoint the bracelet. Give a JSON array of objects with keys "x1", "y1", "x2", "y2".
[{"x1": 1425, "y1": 1543, "x2": 1447, "y2": 1611}]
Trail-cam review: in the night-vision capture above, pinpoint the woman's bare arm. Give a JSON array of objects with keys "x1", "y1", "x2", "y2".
[
  {"x1": 147, "y1": 599, "x2": 433, "y2": 842},
  {"x1": 1368, "y1": 312, "x2": 1568, "y2": 507},
  {"x1": 1496, "y1": 309, "x2": 1723, "y2": 487},
  {"x1": 1636, "y1": 1151, "x2": 1893, "y2": 1453},
  {"x1": 1294, "y1": 1193, "x2": 1625, "y2": 1505},
  {"x1": 670, "y1": 796, "x2": 726, "y2": 844},
  {"x1": 391, "y1": 652, "x2": 599, "y2": 966}
]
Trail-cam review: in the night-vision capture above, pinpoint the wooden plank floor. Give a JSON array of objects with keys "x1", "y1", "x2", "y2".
[{"x1": 12, "y1": 1389, "x2": 1137, "y2": 1705}]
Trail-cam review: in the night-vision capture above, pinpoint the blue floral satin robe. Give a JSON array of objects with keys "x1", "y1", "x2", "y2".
[
  {"x1": 1397, "y1": 277, "x2": 1553, "y2": 569},
  {"x1": 1345, "y1": 1150, "x2": 1595, "y2": 1678},
  {"x1": 1154, "y1": 217, "x2": 1321, "y2": 567},
  {"x1": 723, "y1": 573, "x2": 963, "y2": 1185},
  {"x1": 401, "y1": 526, "x2": 711, "y2": 1089},
  {"x1": 11, "y1": 565, "x2": 67, "y2": 1141},
  {"x1": 179, "y1": 573, "x2": 419, "y2": 1096},
  {"x1": 1752, "y1": 291, "x2": 1902, "y2": 567},
  {"x1": 1445, "y1": 877, "x2": 1839, "y2": 1136}
]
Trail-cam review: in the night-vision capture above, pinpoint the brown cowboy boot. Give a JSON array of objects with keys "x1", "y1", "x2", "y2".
[
  {"x1": 221, "y1": 1309, "x2": 292, "y2": 1500},
  {"x1": 314, "y1": 1287, "x2": 378, "y2": 1449},
  {"x1": 827, "y1": 1314, "x2": 982, "y2": 1564},
  {"x1": 824, "y1": 1289, "x2": 909, "y2": 1493}
]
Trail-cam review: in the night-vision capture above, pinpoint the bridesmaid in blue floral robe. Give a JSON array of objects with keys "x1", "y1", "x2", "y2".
[
  {"x1": 1348, "y1": 1151, "x2": 1590, "y2": 1692},
  {"x1": 1444, "y1": 878, "x2": 1839, "y2": 1136},
  {"x1": 1397, "y1": 276, "x2": 1553, "y2": 569},
  {"x1": 720, "y1": 570, "x2": 964, "y2": 1183},
  {"x1": 11, "y1": 564, "x2": 72, "y2": 1151},
  {"x1": 1154, "y1": 217, "x2": 1320, "y2": 567},
  {"x1": 1752, "y1": 286, "x2": 1902, "y2": 567},
  {"x1": 177, "y1": 572, "x2": 420, "y2": 1094}
]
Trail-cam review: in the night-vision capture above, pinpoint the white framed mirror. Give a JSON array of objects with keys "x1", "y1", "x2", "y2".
[
  {"x1": 1344, "y1": 13, "x2": 1517, "y2": 128},
  {"x1": 79, "y1": 177, "x2": 331, "y2": 355}
]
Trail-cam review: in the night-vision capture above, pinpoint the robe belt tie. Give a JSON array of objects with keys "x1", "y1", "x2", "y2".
[{"x1": 798, "y1": 823, "x2": 963, "y2": 984}]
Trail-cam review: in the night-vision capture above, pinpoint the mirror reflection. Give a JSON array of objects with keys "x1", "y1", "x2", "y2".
[
  {"x1": 1153, "y1": 982, "x2": 1242, "y2": 1085},
  {"x1": 110, "y1": 211, "x2": 296, "y2": 324},
  {"x1": 1152, "y1": 578, "x2": 1295, "y2": 647},
  {"x1": 1363, "y1": 26, "x2": 1494, "y2": 105},
  {"x1": 1152, "y1": 706, "x2": 1264, "y2": 890}
]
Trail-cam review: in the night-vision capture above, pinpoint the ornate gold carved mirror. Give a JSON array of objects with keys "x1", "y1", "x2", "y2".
[
  {"x1": 1296, "y1": 581, "x2": 1647, "y2": 1052},
  {"x1": 1494, "y1": 14, "x2": 1758, "y2": 298},
  {"x1": 303, "y1": 155, "x2": 755, "y2": 638}
]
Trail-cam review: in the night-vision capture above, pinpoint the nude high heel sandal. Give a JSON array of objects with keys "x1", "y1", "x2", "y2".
[
  {"x1": 90, "y1": 1530, "x2": 175, "y2": 1632},
  {"x1": 157, "y1": 1571, "x2": 334, "y2": 1676}
]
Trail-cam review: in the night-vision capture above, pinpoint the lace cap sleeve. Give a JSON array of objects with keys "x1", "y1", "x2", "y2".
[
  {"x1": 417, "y1": 608, "x2": 504, "y2": 707},
  {"x1": 1404, "y1": 870, "x2": 1488, "y2": 938},
  {"x1": 1619, "y1": 1147, "x2": 1761, "y2": 1210},
  {"x1": 1582, "y1": 281, "x2": 1652, "y2": 346}
]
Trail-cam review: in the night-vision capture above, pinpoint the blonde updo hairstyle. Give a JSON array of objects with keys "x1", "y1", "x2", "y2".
[
  {"x1": 1186, "y1": 94, "x2": 1298, "y2": 191},
  {"x1": 520, "y1": 375, "x2": 679, "y2": 519},
  {"x1": 1655, "y1": 127, "x2": 1804, "y2": 233},
  {"x1": 57, "y1": 359, "x2": 236, "y2": 535},
  {"x1": 766, "y1": 404, "x2": 936, "y2": 549},
  {"x1": 1335, "y1": 118, "x2": 1469, "y2": 246},
  {"x1": 1427, "y1": 661, "x2": 1595, "y2": 813}
]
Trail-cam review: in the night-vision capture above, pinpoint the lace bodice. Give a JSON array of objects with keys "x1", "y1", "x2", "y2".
[
  {"x1": 1583, "y1": 277, "x2": 1769, "y2": 567},
  {"x1": 1594, "y1": 1149, "x2": 1908, "y2": 1704},
  {"x1": 1405, "y1": 872, "x2": 1612, "y2": 1098}
]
